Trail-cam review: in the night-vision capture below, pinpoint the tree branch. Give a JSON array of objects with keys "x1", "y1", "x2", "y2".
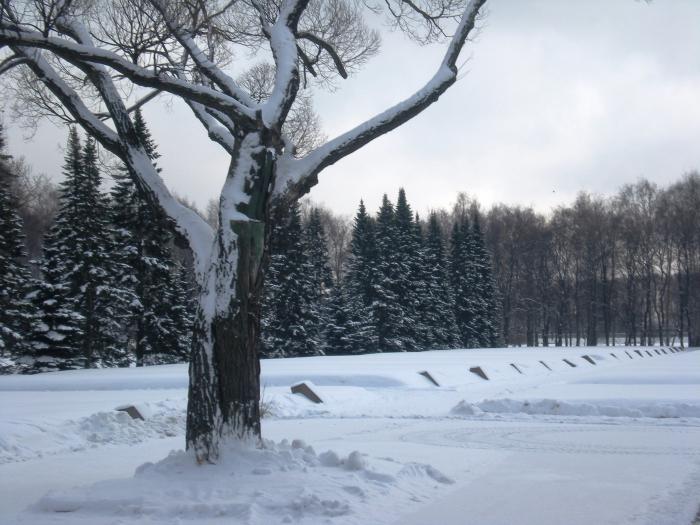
[
  {"x1": 275, "y1": 0, "x2": 487, "y2": 200},
  {"x1": 95, "y1": 88, "x2": 161, "y2": 120},
  {"x1": 0, "y1": 25, "x2": 257, "y2": 126},
  {"x1": 186, "y1": 99, "x2": 235, "y2": 154},
  {"x1": 149, "y1": 0, "x2": 256, "y2": 108},
  {"x1": 260, "y1": 0, "x2": 310, "y2": 128},
  {"x1": 0, "y1": 53, "x2": 29, "y2": 74},
  {"x1": 297, "y1": 31, "x2": 347, "y2": 79},
  {"x1": 40, "y1": 15, "x2": 215, "y2": 280}
]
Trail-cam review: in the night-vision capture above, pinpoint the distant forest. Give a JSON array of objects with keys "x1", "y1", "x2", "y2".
[
  {"x1": 2, "y1": 116, "x2": 699, "y2": 373},
  {"x1": 294, "y1": 175, "x2": 700, "y2": 350}
]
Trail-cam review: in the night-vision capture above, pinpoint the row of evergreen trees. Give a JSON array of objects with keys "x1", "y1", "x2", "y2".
[
  {"x1": 262, "y1": 189, "x2": 500, "y2": 357},
  {"x1": 0, "y1": 113, "x2": 193, "y2": 373}
]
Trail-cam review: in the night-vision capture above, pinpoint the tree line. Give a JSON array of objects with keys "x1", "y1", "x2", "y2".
[
  {"x1": 291, "y1": 177, "x2": 700, "y2": 349},
  {"x1": 3, "y1": 114, "x2": 699, "y2": 373},
  {"x1": 482, "y1": 178, "x2": 700, "y2": 348},
  {"x1": 261, "y1": 189, "x2": 500, "y2": 357},
  {"x1": 0, "y1": 116, "x2": 194, "y2": 373}
]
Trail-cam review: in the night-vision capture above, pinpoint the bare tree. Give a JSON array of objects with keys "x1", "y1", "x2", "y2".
[{"x1": 0, "y1": 0, "x2": 488, "y2": 462}]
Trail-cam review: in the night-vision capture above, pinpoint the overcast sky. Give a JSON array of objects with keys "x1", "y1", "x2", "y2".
[{"x1": 4, "y1": 0, "x2": 700, "y2": 217}]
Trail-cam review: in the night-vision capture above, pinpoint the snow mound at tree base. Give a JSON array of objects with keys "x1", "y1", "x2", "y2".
[
  {"x1": 24, "y1": 439, "x2": 452, "y2": 525},
  {"x1": 451, "y1": 398, "x2": 700, "y2": 419}
]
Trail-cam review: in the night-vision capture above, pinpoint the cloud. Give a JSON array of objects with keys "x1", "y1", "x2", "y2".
[{"x1": 6, "y1": 0, "x2": 700, "y2": 217}]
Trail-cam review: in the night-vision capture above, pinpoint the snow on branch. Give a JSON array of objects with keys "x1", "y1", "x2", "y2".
[
  {"x1": 260, "y1": 0, "x2": 309, "y2": 128},
  {"x1": 274, "y1": 0, "x2": 487, "y2": 200},
  {"x1": 95, "y1": 90, "x2": 162, "y2": 121},
  {"x1": 53, "y1": 14, "x2": 216, "y2": 280},
  {"x1": 0, "y1": 25, "x2": 257, "y2": 126},
  {"x1": 186, "y1": 99, "x2": 235, "y2": 155},
  {"x1": 149, "y1": 0, "x2": 256, "y2": 109},
  {"x1": 15, "y1": 48, "x2": 123, "y2": 152}
]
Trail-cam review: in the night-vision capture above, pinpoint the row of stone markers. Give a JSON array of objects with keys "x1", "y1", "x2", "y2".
[{"x1": 288, "y1": 347, "x2": 688, "y2": 404}]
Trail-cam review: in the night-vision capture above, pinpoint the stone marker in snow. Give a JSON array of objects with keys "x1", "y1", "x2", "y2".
[
  {"x1": 291, "y1": 382, "x2": 323, "y2": 404},
  {"x1": 115, "y1": 405, "x2": 145, "y2": 420},
  {"x1": 469, "y1": 367, "x2": 489, "y2": 381},
  {"x1": 419, "y1": 371, "x2": 440, "y2": 387}
]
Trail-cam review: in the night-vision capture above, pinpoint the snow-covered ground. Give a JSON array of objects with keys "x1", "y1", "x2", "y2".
[{"x1": 1, "y1": 346, "x2": 699, "y2": 524}]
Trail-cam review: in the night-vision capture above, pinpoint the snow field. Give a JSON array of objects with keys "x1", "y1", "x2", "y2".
[{"x1": 1, "y1": 346, "x2": 699, "y2": 524}]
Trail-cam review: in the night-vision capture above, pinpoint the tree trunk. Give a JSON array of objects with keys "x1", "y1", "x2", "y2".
[{"x1": 186, "y1": 132, "x2": 274, "y2": 463}]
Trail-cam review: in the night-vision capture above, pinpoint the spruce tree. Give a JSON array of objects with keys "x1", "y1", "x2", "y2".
[
  {"x1": 469, "y1": 213, "x2": 501, "y2": 347},
  {"x1": 450, "y1": 213, "x2": 490, "y2": 348},
  {"x1": 420, "y1": 212, "x2": 461, "y2": 348},
  {"x1": 0, "y1": 123, "x2": 36, "y2": 365},
  {"x1": 324, "y1": 281, "x2": 375, "y2": 355},
  {"x1": 31, "y1": 128, "x2": 87, "y2": 369},
  {"x1": 304, "y1": 208, "x2": 333, "y2": 352},
  {"x1": 262, "y1": 202, "x2": 320, "y2": 357},
  {"x1": 78, "y1": 138, "x2": 128, "y2": 365},
  {"x1": 32, "y1": 131, "x2": 133, "y2": 369},
  {"x1": 345, "y1": 200, "x2": 376, "y2": 307},
  {"x1": 392, "y1": 189, "x2": 422, "y2": 350},
  {"x1": 333, "y1": 200, "x2": 377, "y2": 354},
  {"x1": 111, "y1": 108, "x2": 192, "y2": 365},
  {"x1": 372, "y1": 194, "x2": 409, "y2": 352}
]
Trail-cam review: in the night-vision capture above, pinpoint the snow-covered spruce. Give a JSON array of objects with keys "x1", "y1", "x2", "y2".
[{"x1": 0, "y1": 123, "x2": 37, "y2": 369}]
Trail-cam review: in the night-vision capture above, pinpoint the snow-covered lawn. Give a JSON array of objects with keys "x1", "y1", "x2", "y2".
[{"x1": 1, "y1": 347, "x2": 699, "y2": 524}]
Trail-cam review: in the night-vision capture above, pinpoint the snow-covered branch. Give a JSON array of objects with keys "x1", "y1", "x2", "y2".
[
  {"x1": 0, "y1": 53, "x2": 29, "y2": 75},
  {"x1": 149, "y1": 0, "x2": 255, "y2": 108},
  {"x1": 0, "y1": 25, "x2": 257, "y2": 126},
  {"x1": 261, "y1": 0, "x2": 309, "y2": 128},
  {"x1": 14, "y1": 47, "x2": 123, "y2": 152},
  {"x1": 274, "y1": 0, "x2": 486, "y2": 200},
  {"x1": 186, "y1": 99, "x2": 235, "y2": 155},
  {"x1": 7, "y1": 16, "x2": 215, "y2": 281},
  {"x1": 95, "y1": 89, "x2": 162, "y2": 121}
]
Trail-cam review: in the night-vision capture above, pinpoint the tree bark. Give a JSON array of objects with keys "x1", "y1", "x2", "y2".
[{"x1": 186, "y1": 132, "x2": 273, "y2": 463}]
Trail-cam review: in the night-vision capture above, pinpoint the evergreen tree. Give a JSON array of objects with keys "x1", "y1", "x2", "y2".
[
  {"x1": 419, "y1": 212, "x2": 461, "y2": 348},
  {"x1": 324, "y1": 281, "x2": 375, "y2": 355},
  {"x1": 450, "y1": 216, "x2": 474, "y2": 347},
  {"x1": 32, "y1": 130, "x2": 133, "y2": 370},
  {"x1": 331, "y1": 200, "x2": 377, "y2": 354},
  {"x1": 372, "y1": 194, "x2": 410, "y2": 351},
  {"x1": 111, "y1": 108, "x2": 192, "y2": 365},
  {"x1": 469, "y1": 213, "x2": 501, "y2": 347},
  {"x1": 345, "y1": 200, "x2": 376, "y2": 307},
  {"x1": 305, "y1": 208, "x2": 333, "y2": 351},
  {"x1": 31, "y1": 128, "x2": 87, "y2": 368},
  {"x1": 392, "y1": 189, "x2": 422, "y2": 350},
  {"x1": 0, "y1": 123, "x2": 36, "y2": 365},
  {"x1": 262, "y1": 202, "x2": 320, "y2": 357},
  {"x1": 450, "y1": 212, "x2": 494, "y2": 348},
  {"x1": 79, "y1": 137, "x2": 135, "y2": 366}
]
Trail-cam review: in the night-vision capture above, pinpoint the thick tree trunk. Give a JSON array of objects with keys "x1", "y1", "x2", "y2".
[{"x1": 186, "y1": 132, "x2": 274, "y2": 463}]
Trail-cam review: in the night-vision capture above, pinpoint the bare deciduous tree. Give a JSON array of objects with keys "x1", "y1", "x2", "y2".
[{"x1": 0, "y1": 0, "x2": 488, "y2": 463}]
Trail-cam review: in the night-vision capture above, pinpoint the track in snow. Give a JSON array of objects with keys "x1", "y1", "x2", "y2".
[{"x1": 399, "y1": 420, "x2": 700, "y2": 457}]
